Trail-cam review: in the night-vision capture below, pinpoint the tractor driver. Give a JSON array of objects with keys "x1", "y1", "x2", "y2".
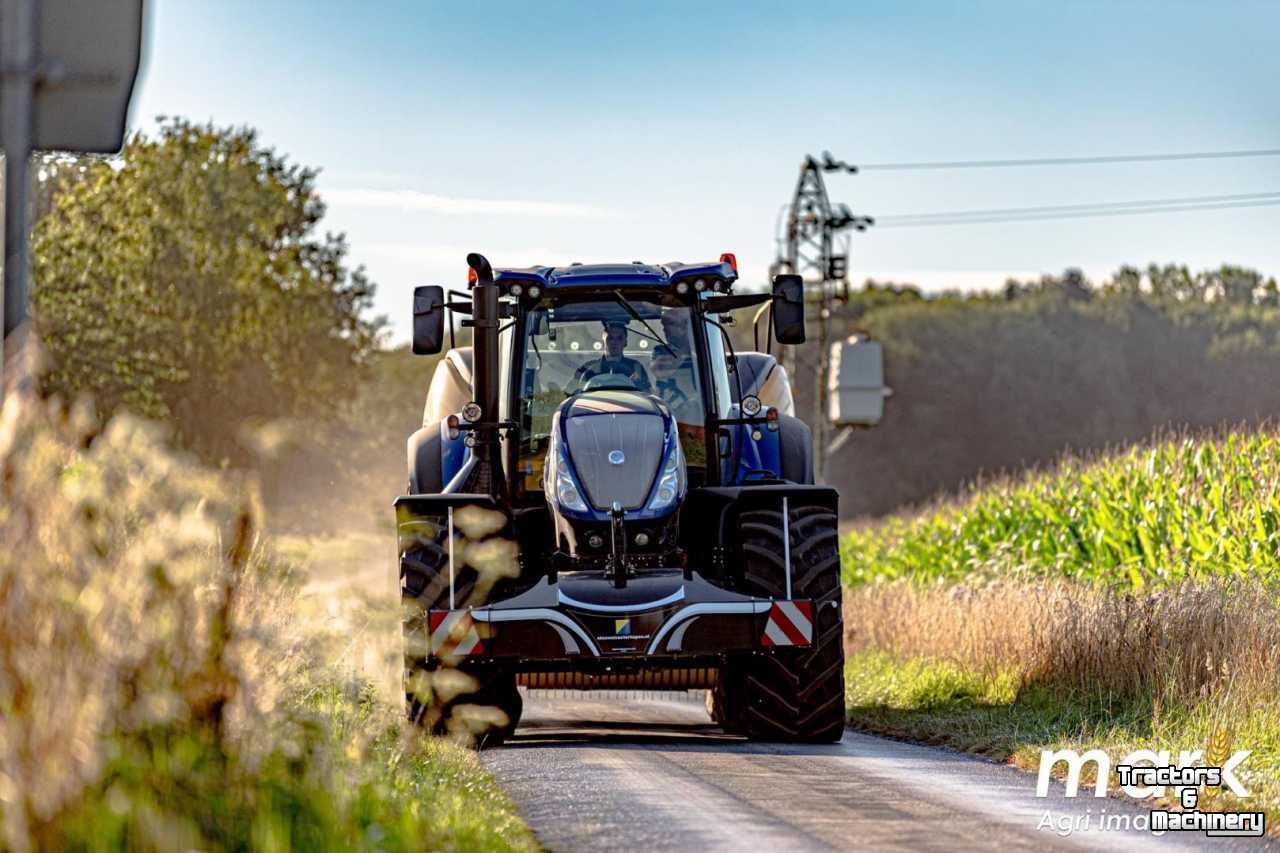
[
  {"x1": 652, "y1": 310, "x2": 698, "y2": 413},
  {"x1": 570, "y1": 320, "x2": 652, "y2": 392}
]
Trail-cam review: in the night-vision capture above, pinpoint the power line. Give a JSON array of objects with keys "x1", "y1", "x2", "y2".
[
  {"x1": 880, "y1": 190, "x2": 1280, "y2": 223},
  {"x1": 858, "y1": 148, "x2": 1280, "y2": 172},
  {"x1": 877, "y1": 197, "x2": 1280, "y2": 228}
]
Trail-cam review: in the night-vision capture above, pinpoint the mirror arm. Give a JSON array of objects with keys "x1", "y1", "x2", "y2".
[{"x1": 751, "y1": 301, "x2": 771, "y2": 352}]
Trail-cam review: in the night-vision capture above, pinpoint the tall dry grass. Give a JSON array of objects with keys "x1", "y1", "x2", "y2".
[
  {"x1": 845, "y1": 578, "x2": 1280, "y2": 711},
  {"x1": 0, "y1": 372, "x2": 532, "y2": 850},
  {"x1": 0, "y1": 378, "x2": 300, "y2": 847}
]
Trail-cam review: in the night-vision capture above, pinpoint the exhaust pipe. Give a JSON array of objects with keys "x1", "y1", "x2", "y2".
[{"x1": 464, "y1": 252, "x2": 507, "y2": 500}]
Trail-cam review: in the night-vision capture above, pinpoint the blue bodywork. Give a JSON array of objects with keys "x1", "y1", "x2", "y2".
[
  {"x1": 439, "y1": 420, "x2": 469, "y2": 489},
  {"x1": 549, "y1": 398, "x2": 684, "y2": 523},
  {"x1": 495, "y1": 261, "x2": 737, "y2": 290},
  {"x1": 724, "y1": 414, "x2": 784, "y2": 485},
  {"x1": 439, "y1": 407, "x2": 782, "y2": 502}
]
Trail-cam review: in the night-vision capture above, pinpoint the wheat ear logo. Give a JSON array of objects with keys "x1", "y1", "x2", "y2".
[{"x1": 1199, "y1": 728, "x2": 1232, "y2": 810}]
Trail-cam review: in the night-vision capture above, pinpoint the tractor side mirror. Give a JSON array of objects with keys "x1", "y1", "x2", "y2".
[
  {"x1": 771, "y1": 274, "x2": 806, "y2": 345},
  {"x1": 412, "y1": 285, "x2": 446, "y2": 354}
]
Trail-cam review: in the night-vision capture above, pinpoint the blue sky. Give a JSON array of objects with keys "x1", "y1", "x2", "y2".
[{"x1": 130, "y1": 1, "x2": 1280, "y2": 340}]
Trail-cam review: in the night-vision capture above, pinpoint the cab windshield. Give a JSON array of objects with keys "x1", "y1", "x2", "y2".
[{"x1": 513, "y1": 297, "x2": 708, "y2": 493}]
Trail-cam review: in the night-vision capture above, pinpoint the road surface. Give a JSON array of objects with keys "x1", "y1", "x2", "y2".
[{"x1": 483, "y1": 691, "x2": 1272, "y2": 852}]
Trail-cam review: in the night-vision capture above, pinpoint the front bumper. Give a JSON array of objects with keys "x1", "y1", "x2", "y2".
[{"x1": 409, "y1": 571, "x2": 814, "y2": 665}]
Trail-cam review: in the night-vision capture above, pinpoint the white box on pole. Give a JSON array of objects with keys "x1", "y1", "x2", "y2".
[{"x1": 827, "y1": 335, "x2": 890, "y2": 427}]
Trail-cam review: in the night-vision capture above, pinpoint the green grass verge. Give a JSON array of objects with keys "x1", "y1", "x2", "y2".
[
  {"x1": 56, "y1": 691, "x2": 538, "y2": 852},
  {"x1": 845, "y1": 651, "x2": 1280, "y2": 827}
]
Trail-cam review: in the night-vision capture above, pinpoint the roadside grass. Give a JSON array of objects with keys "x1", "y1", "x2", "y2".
[
  {"x1": 844, "y1": 649, "x2": 1280, "y2": 827},
  {"x1": 840, "y1": 428, "x2": 1280, "y2": 832},
  {"x1": 0, "y1": 389, "x2": 535, "y2": 851},
  {"x1": 55, "y1": 686, "x2": 535, "y2": 852}
]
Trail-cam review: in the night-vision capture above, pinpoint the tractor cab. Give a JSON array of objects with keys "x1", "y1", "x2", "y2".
[{"x1": 507, "y1": 292, "x2": 723, "y2": 499}]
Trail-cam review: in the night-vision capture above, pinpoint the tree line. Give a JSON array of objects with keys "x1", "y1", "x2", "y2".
[{"x1": 814, "y1": 266, "x2": 1280, "y2": 516}]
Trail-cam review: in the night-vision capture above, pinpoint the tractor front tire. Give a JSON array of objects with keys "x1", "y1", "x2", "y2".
[
  {"x1": 721, "y1": 503, "x2": 845, "y2": 743},
  {"x1": 401, "y1": 517, "x2": 523, "y2": 748},
  {"x1": 407, "y1": 663, "x2": 522, "y2": 748}
]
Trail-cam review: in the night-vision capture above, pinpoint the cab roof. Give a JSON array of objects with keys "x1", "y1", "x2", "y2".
[{"x1": 493, "y1": 260, "x2": 737, "y2": 289}]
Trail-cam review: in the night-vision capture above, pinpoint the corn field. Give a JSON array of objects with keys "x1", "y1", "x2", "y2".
[{"x1": 843, "y1": 428, "x2": 1280, "y2": 589}]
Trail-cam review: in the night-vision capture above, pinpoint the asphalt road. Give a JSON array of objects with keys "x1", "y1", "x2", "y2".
[{"x1": 482, "y1": 690, "x2": 1273, "y2": 852}]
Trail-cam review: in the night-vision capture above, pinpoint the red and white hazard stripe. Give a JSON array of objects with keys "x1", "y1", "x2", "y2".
[
  {"x1": 429, "y1": 610, "x2": 485, "y2": 656},
  {"x1": 761, "y1": 600, "x2": 813, "y2": 647}
]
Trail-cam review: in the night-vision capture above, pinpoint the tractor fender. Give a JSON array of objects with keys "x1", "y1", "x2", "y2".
[
  {"x1": 407, "y1": 424, "x2": 442, "y2": 495},
  {"x1": 727, "y1": 420, "x2": 780, "y2": 484},
  {"x1": 726, "y1": 408, "x2": 809, "y2": 485},
  {"x1": 407, "y1": 419, "x2": 469, "y2": 494},
  {"x1": 776, "y1": 414, "x2": 814, "y2": 485}
]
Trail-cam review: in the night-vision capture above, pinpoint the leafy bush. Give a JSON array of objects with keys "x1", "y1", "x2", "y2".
[{"x1": 30, "y1": 119, "x2": 383, "y2": 463}]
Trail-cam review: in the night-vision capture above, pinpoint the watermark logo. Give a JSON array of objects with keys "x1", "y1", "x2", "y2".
[{"x1": 1035, "y1": 741, "x2": 1264, "y2": 837}]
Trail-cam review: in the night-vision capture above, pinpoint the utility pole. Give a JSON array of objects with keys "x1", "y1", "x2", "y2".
[
  {"x1": 0, "y1": 0, "x2": 143, "y2": 388},
  {"x1": 771, "y1": 152, "x2": 872, "y2": 481},
  {"x1": 2, "y1": 0, "x2": 36, "y2": 364}
]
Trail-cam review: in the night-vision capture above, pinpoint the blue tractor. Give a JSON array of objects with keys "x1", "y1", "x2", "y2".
[{"x1": 398, "y1": 252, "x2": 843, "y2": 745}]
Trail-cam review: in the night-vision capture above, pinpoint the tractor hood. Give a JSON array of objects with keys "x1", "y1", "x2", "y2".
[{"x1": 544, "y1": 390, "x2": 684, "y2": 517}]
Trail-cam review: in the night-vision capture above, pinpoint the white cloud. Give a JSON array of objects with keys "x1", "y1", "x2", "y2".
[
  {"x1": 730, "y1": 264, "x2": 1053, "y2": 293},
  {"x1": 323, "y1": 188, "x2": 613, "y2": 219}
]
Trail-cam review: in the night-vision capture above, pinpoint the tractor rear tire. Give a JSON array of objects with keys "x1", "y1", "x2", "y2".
[{"x1": 722, "y1": 503, "x2": 845, "y2": 742}]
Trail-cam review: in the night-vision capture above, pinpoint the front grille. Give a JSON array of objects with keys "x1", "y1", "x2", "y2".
[{"x1": 564, "y1": 412, "x2": 664, "y2": 509}]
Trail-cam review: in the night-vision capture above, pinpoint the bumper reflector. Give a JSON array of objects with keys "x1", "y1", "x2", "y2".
[
  {"x1": 430, "y1": 611, "x2": 485, "y2": 656},
  {"x1": 761, "y1": 601, "x2": 813, "y2": 647}
]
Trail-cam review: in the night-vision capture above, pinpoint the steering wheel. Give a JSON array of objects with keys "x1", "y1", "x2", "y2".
[
  {"x1": 658, "y1": 381, "x2": 691, "y2": 409},
  {"x1": 581, "y1": 373, "x2": 638, "y2": 392}
]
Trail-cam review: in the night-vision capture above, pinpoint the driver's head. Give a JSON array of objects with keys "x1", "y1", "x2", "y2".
[
  {"x1": 661, "y1": 311, "x2": 689, "y2": 353},
  {"x1": 603, "y1": 322, "x2": 627, "y2": 358}
]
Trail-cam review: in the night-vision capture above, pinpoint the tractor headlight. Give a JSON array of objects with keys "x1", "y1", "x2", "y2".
[
  {"x1": 647, "y1": 440, "x2": 684, "y2": 512},
  {"x1": 545, "y1": 439, "x2": 588, "y2": 512}
]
